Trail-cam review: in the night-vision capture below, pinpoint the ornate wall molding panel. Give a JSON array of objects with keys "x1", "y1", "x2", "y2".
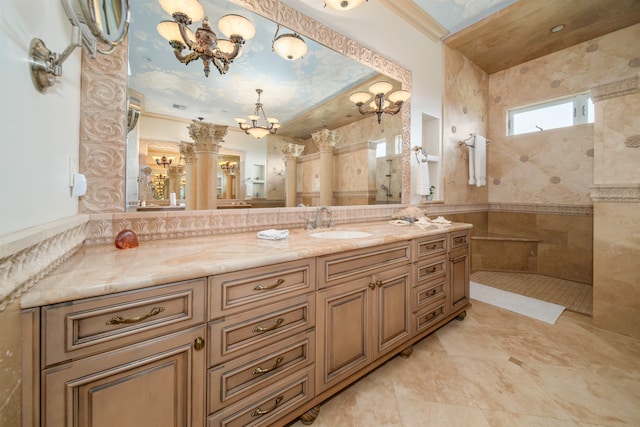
[
  {"x1": 79, "y1": 40, "x2": 128, "y2": 213},
  {"x1": 489, "y1": 203, "x2": 594, "y2": 216},
  {"x1": 590, "y1": 184, "x2": 640, "y2": 202},
  {"x1": 0, "y1": 218, "x2": 89, "y2": 312}
]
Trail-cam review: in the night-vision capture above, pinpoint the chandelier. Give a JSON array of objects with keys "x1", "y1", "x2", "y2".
[
  {"x1": 155, "y1": 155, "x2": 174, "y2": 168},
  {"x1": 220, "y1": 161, "x2": 239, "y2": 174},
  {"x1": 157, "y1": 0, "x2": 256, "y2": 77},
  {"x1": 272, "y1": 25, "x2": 307, "y2": 61},
  {"x1": 324, "y1": 0, "x2": 368, "y2": 11},
  {"x1": 349, "y1": 81, "x2": 411, "y2": 124},
  {"x1": 235, "y1": 89, "x2": 280, "y2": 139}
]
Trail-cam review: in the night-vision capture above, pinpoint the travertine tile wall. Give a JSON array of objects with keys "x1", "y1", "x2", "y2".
[{"x1": 442, "y1": 45, "x2": 490, "y2": 205}]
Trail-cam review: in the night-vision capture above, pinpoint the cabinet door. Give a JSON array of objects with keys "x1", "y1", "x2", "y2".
[
  {"x1": 42, "y1": 325, "x2": 206, "y2": 427},
  {"x1": 372, "y1": 266, "x2": 411, "y2": 359},
  {"x1": 316, "y1": 276, "x2": 373, "y2": 393},
  {"x1": 449, "y1": 247, "x2": 470, "y2": 312}
]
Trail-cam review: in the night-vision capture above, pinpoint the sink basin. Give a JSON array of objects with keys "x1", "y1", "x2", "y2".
[{"x1": 309, "y1": 230, "x2": 373, "y2": 239}]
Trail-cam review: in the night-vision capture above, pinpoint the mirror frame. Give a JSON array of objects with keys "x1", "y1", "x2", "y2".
[{"x1": 77, "y1": 0, "x2": 411, "y2": 214}]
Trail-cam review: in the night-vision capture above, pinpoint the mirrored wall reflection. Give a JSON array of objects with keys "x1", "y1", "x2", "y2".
[{"x1": 124, "y1": 0, "x2": 411, "y2": 211}]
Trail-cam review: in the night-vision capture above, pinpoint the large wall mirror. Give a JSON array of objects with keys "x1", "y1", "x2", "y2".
[{"x1": 81, "y1": 0, "x2": 411, "y2": 213}]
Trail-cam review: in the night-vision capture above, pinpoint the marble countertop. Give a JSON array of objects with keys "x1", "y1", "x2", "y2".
[{"x1": 21, "y1": 221, "x2": 472, "y2": 309}]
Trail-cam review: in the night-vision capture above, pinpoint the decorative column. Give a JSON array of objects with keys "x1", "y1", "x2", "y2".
[
  {"x1": 312, "y1": 128, "x2": 337, "y2": 206},
  {"x1": 167, "y1": 164, "x2": 184, "y2": 201},
  {"x1": 189, "y1": 120, "x2": 227, "y2": 210},
  {"x1": 282, "y1": 143, "x2": 305, "y2": 207},
  {"x1": 224, "y1": 171, "x2": 235, "y2": 199},
  {"x1": 180, "y1": 142, "x2": 197, "y2": 210}
]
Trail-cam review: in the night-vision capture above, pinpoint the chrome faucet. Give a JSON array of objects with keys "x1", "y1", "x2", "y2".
[{"x1": 314, "y1": 206, "x2": 335, "y2": 229}]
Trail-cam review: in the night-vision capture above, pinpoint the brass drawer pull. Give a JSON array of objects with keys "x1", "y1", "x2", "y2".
[
  {"x1": 252, "y1": 357, "x2": 284, "y2": 375},
  {"x1": 454, "y1": 236, "x2": 466, "y2": 244},
  {"x1": 425, "y1": 266, "x2": 437, "y2": 274},
  {"x1": 425, "y1": 289, "x2": 437, "y2": 298},
  {"x1": 425, "y1": 310, "x2": 439, "y2": 321},
  {"x1": 253, "y1": 318, "x2": 284, "y2": 333},
  {"x1": 251, "y1": 396, "x2": 283, "y2": 417},
  {"x1": 105, "y1": 306, "x2": 165, "y2": 325},
  {"x1": 425, "y1": 243, "x2": 437, "y2": 250},
  {"x1": 254, "y1": 278, "x2": 285, "y2": 291}
]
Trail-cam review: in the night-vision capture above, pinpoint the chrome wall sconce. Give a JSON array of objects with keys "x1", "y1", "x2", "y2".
[
  {"x1": 30, "y1": 0, "x2": 130, "y2": 93},
  {"x1": 272, "y1": 25, "x2": 307, "y2": 61},
  {"x1": 127, "y1": 94, "x2": 142, "y2": 134},
  {"x1": 349, "y1": 81, "x2": 411, "y2": 124},
  {"x1": 324, "y1": 0, "x2": 368, "y2": 11},
  {"x1": 157, "y1": 0, "x2": 255, "y2": 77},
  {"x1": 235, "y1": 89, "x2": 280, "y2": 139}
]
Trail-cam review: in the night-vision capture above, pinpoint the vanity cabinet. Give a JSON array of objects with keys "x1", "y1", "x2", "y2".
[
  {"x1": 35, "y1": 278, "x2": 207, "y2": 427},
  {"x1": 315, "y1": 242, "x2": 412, "y2": 393},
  {"x1": 24, "y1": 226, "x2": 472, "y2": 427},
  {"x1": 206, "y1": 259, "x2": 317, "y2": 425},
  {"x1": 449, "y1": 231, "x2": 470, "y2": 314}
]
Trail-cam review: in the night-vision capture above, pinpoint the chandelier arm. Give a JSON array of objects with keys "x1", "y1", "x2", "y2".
[
  {"x1": 211, "y1": 56, "x2": 229, "y2": 75},
  {"x1": 176, "y1": 22, "x2": 197, "y2": 51},
  {"x1": 382, "y1": 103, "x2": 404, "y2": 116},
  {"x1": 174, "y1": 50, "x2": 201, "y2": 65},
  {"x1": 356, "y1": 103, "x2": 377, "y2": 117}
]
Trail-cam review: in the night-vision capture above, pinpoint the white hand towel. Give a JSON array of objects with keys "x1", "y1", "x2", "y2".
[
  {"x1": 474, "y1": 135, "x2": 487, "y2": 187},
  {"x1": 257, "y1": 229, "x2": 289, "y2": 240},
  {"x1": 468, "y1": 147, "x2": 476, "y2": 186},
  {"x1": 416, "y1": 161, "x2": 430, "y2": 195}
]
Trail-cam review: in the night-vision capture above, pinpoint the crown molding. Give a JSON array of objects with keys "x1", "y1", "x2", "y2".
[{"x1": 378, "y1": 0, "x2": 449, "y2": 42}]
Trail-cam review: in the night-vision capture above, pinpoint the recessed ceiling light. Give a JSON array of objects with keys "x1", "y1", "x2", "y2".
[
  {"x1": 172, "y1": 104, "x2": 186, "y2": 110},
  {"x1": 550, "y1": 24, "x2": 565, "y2": 33}
]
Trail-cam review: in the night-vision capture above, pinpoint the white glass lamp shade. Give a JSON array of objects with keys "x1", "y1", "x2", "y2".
[
  {"x1": 273, "y1": 33, "x2": 307, "y2": 60},
  {"x1": 388, "y1": 90, "x2": 411, "y2": 103},
  {"x1": 217, "y1": 39, "x2": 234, "y2": 54},
  {"x1": 157, "y1": 21, "x2": 195, "y2": 43},
  {"x1": 324, "y1": 0, "x2": 367, "y2": 11},
  {"x1": 368, "y1": 81, "x2": 393, "y2": 95},
  {"x1": 159, "y1": 0, "x2": 205, "y2": 22},
  {"x1": 349, "y1": 91, "x2": 371, "y2": 105},
  {"x1": 272, "y1": 123, "x2": 281, "y2": 129},
  {"x1": 370, "y1": 99, "x2": 390, "y2": 110},
  {"x1": 267, "y1": 117, "x2": 279, "y2": 124},
  {"x1": 218, "y1": 14, "x2": 256, "y2": 40},
  {"x1": 235, "y1": 117, "x2": 247, "y2": 124},
  {"x1": 248, "y1": 114, "x2": 260, "y2": 121},
  {"x1": 240, "y1": 123, "x2": 249, "y2": 130},
  {"x1": 247, "y1": 127, "x2": 270, "y2": 139}
]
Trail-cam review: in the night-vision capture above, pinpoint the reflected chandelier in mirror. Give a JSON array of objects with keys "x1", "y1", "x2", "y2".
[{"x1": 77, "y1": 0, "x2": 411, "y2": 213}]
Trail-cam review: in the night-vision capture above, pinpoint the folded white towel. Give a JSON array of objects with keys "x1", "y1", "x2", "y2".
[
  {"x1": 431, "y1": 216, "x2": 451, "y2": 224},
  {"x1": 257, "y1": 229, "x2": 289, "y2": 240},
  {"x1": 416, "y1": 161, "x2": 431, "y2": 195}
]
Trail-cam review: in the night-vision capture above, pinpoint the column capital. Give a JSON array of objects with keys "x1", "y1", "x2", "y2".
[
  {"x1": 282, "y1": 143, "x2": 305, "y2": 157},
  {"x1": 189, "y1": 120, "x2": 227, "y2": 153},
  {"x1": 312, "y1": 128, "x2": 337, "y2": 151},
  {"x1": 180, "y1": 142, "x2": 197, "y2": 164}
]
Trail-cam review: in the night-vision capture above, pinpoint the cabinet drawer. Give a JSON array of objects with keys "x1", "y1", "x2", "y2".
[
  {"x1": 450, "y1": 230, "x2": 469, "y2": 250},
  {"x1": 42, "y1": 279, "x2": 206, "y2": 366},
  {"x1": 209, "y1": 294, "x2": 315, "y2": 364},
  {"x1": 208, "y1": 330, "x2": 315, "y2": 412},
  {"x1": 209, "y1": 259, "x2": 315, "y2": 320},
  {"x1": 413, "y1": 299, "x2": 447, "y2": 336},
  {"x1": 414, "y1": 234, "x2": 447, "y2": 261},
  {"x1": 413, "y1": 278, "x2": 447, "y2": 313},
  {"x1": 318, "y1": 241, "x2": 411, "y2": 288},
  {"x1": 207, "y1": 366, "x2": 315, "y2": 427},
  {"x1": 414, "y1": 255, "x2": 447, "y2": 284}
]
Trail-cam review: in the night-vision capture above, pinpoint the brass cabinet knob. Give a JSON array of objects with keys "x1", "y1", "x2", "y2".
[{"x1": 193, "y1": 337, "x2": 205, "y2": 351}]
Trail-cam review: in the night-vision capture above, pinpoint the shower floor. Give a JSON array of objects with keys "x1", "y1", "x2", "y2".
[{"x1": 470, "y1": 271, "x2": 593, "y2": 316}]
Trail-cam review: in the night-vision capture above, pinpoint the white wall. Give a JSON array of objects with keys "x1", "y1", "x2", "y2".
[{"x1": 0, "y1": 0, "x2": 82, "y2": 236}]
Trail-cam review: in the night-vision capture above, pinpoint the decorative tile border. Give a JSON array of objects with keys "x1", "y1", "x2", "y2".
[
  {"x1": 590, "y1": 184, "x2": 640, "y2": 202},
  {"x1": 591, "y1": 74, "x2": 640, "y2": 102},
  {"x1": 489, "y1": 203, "x2": 594, "y2": 216}
]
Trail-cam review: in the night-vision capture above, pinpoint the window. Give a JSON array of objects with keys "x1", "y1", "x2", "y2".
[
  {"x1": 394, "y1": 135, "x2": 402, "y2": 155},
  {"x1": 375, "y1": 139, "x2": 386, "y2": 158},
  {"x1": 507, "y1": 93, "x2": 593, "y2": 136}
]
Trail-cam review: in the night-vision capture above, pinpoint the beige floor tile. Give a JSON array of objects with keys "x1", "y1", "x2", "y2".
[{"x1": 289, "y1": 301, "x2": 640, "y2": 427}]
